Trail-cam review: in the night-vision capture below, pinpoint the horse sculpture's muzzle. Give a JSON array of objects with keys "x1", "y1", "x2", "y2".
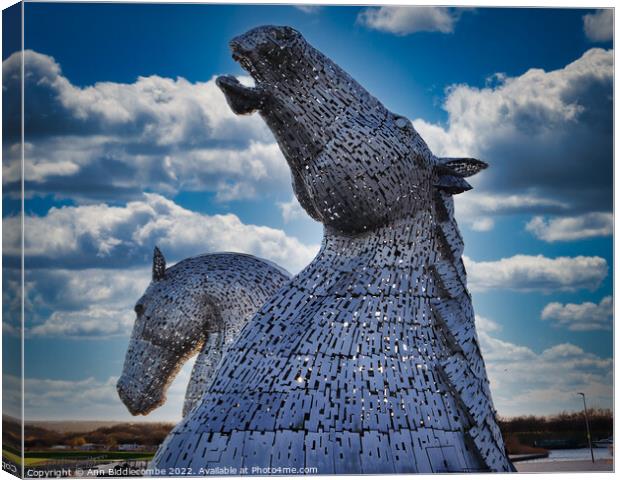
[
  {"x1": 117, "y1": 339, "x2": 177, "y2": 415},
  {"x1": 116, "y1": 375, "x2": 160, "y2": 416}
]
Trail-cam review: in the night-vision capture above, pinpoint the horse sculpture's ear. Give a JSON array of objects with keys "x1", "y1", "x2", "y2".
[
  {"x1": 153, "y1": 246, "x2": 166, "y2": 281},
  {"x1": 437, "y1": 157, "x2": 488, "y2": 177},
  {"x1": 434, "y1": 157, "x2": 488, "y2": 194}
]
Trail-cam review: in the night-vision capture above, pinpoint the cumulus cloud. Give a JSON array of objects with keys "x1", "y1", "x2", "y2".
[
  {"x1": 414, "y1": 48, "x2": 613, "y2": 219},
  {"x1": 541, "y1": 296, "x2": 612, "y2": 331},
  {"x1": 357, "y1": 7, "x2": 463, "y2": 35},
  {"x1": 2, "y1": 267, "x2": 22, "y2": 334},
  {"x1": 2, "y1": 50, "x2": 290, "y2": 202},
  {"x1": 295, "y1": 5, "x2": 321, "y2": 14},
  {"x1": 4, "y1": 193, "x2": 318, "y2": 273},
  {"x1": 479, "y1": 330, "x2": 612, "y2": 417},
  {"x1": 475, "y1": 315, "x2": 501, "y2": 333},
  {"x1": 469, "y1": 217, "x2": 494, "y2": 232},
  {"x1": 464, "y1": 254, "x2": 608, "y2": 292},
  {"x1": 277, "y1": 196, "x2": 308, "y2": 223},
  {"x1": 22, "y1": 268, "x2": 150, "y2": 338},
  {"x1": 583, "y1": 9, "x2": 613, "y2": 42},
  {"x1": 454, "y1": 192, "x2": 568, "y2": 230},
  {"x1": 32, "y1": 307, "x2": 133, "y2": 338},
  {"x1": 14, "y1": 192, "x2": 317, "y2": 338},
  {"x1": 2, "y1": 266, "x2": 149, "y2": 339},
  {"x1": 525, "y1": 212, "x2": 613, "y2": 242},
  {"x1": 453, "y1": 190, "x2": 569, "y2": 231}
]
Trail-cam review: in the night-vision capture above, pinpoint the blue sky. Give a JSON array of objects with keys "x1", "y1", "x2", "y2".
[{"x1": 2, "y1": 4, "x2": 613, "y2": 421}]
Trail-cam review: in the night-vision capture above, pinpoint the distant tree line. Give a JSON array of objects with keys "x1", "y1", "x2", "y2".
[
  {"x1": 3, "y1": 417, "x2": 174, "y2": 451},
  {"x1": 498, "y1": 408, "x2": 613, "y2": 452}
]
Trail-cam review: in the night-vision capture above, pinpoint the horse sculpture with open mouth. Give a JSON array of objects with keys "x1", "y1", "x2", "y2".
[{"x1": 141, "y1": 25, "x2": 513, "y2": 474}]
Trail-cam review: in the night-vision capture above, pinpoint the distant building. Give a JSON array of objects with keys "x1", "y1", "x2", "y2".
[
  {"x1": 79, "y1": 443, "x2": 107, "y2": 451},
  {"x1": 117, "y1": 444, "x2": 143, "y2": 451},
  {"x1": 50, "y1": 445, "x2": 69, "y2": 450}
]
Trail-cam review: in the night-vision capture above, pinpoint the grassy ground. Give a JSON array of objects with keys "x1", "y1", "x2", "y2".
[
  {"x1": 3, "y1": 449, "x2": 154, "y2": 467},
  {"x1": 2, "y1": 449, "x2": 22, "y2": 466},
  {"x1": 24, "y1": 450, "x2": 154, "y2": 460}
]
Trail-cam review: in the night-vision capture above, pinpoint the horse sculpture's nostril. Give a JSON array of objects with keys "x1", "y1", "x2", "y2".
[
  {"x1": 117, "y1": 377, "x2": 138, "y2": 405},
  {"x1": 117, "y1": 377, "x2": 146, "y2": 416},
  {"x1": 229, "y1": 39, "x2": 244, "y2": 55},
  {"x1": 116, "y1": 378, "x2": 129, "y2": 401}
]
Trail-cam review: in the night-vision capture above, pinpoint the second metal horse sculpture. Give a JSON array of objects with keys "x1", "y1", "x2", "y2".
[{"x1": 117, "y1": 248, "x2": 290, "y2": 417}]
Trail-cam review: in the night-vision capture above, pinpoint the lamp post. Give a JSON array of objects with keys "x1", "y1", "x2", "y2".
[{"x1": 577, "y1": 392, "x2": 595, "y2": 463}]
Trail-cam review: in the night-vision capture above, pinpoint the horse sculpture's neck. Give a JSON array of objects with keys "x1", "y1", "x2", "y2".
[
  {"x1": 176, "y1": 255, "x2": 291, "y2": 415},
  {"x1": 295, "y1": 209, "x2": 437, "y2": 300}
]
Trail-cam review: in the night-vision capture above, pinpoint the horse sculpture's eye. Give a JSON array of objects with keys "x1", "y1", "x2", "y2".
[
  {"x1": 134, "y1": 304, "x2": 144, "y2": 316},
  {"x1": 275, "y1": 26, "x2": 297, "y2": 41},
  {"x1": 395, "y1": 117, "x2": 410, "y2": 129}
]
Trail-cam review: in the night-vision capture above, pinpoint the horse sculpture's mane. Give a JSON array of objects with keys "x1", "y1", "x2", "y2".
[{"x1": 148, "y1": 25, "x2": 514, "y2": 474}]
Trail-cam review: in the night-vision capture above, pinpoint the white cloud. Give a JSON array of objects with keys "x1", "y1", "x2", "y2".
[
  {"x1": 2, "y1": 50, "x2": 291, "y2": 202},
  {"x1": 451, "y1": 190, "x2": 568, "y2": 232},
  {"x1": 541, "y1": 296, "x2": 612, "y2": 331},
  {"x1": 31, "y1": 307, "x2": 133, "y2": 338},
  {"x1": 455, "y1": 192, "x2": 568, "y2": 218},
  {"x1": 12, "y1": 268, "x2": 150, "y2": 339},
  {"x1": 3, "y1": 191, "x2": 319, "y2": 340},
  {"x1": 5, "y1": 193, "x2": 318, "y2": 274},
  {"x1": 525, "y1": 212, "x2": 613, "y2": 242},
  {"x1": 413, "y1": 48, "x2": 613, "y2": 217},
  {"x1": 469, "y1": 217, "x2": 494, "y2": 232},
  {"x1": 358, "y1": 7, "x2": 461, "y2": 35},
  {"x1": 15, "y1": 51, "x2": 269, "y2": 142},
  {"x1": 295, "y1": 5, "x2": 321, "y2": 14},
  {"x1": 277, "y1": 196, "x2": 307, "y2": 223},
  {"x1": 583, "y1": 9, "x2": 613, "y2": 42},
  {"x1": 475, "y1": 315, "x2": 501, "y2": 333},
  {"x1": 2, "y1": 321, "x2": 20, "y2": 337},
  {"x1": 2, "y1": 267, "x2": 22, "y2": 333},
  {"x1": 479, "y1": 331, "x2": 612, "y2": 417},
  {"x1": 464, "y1": 254, "x2": 608, "y2": 292}
]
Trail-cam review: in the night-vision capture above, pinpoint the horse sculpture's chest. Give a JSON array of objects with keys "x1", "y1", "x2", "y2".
[{"x1": 152, "y1": 219, "x2": 484, "y2": 474}]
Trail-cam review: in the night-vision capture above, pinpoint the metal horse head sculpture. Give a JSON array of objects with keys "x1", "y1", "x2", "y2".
[
  {"x1": 117, "y1": 248, "x2": 290, "y2": 416},
  {"x1": 151, "y1": 26, "x2": 513, "y2": 474},
  {"x1": 217, "y1": 26, "x2": 486, "y2": 235}
]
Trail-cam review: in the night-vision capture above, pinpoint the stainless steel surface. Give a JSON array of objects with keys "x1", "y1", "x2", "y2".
[{"x1": 150, "y1": 25, "x2": 512, "y2": 473}]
